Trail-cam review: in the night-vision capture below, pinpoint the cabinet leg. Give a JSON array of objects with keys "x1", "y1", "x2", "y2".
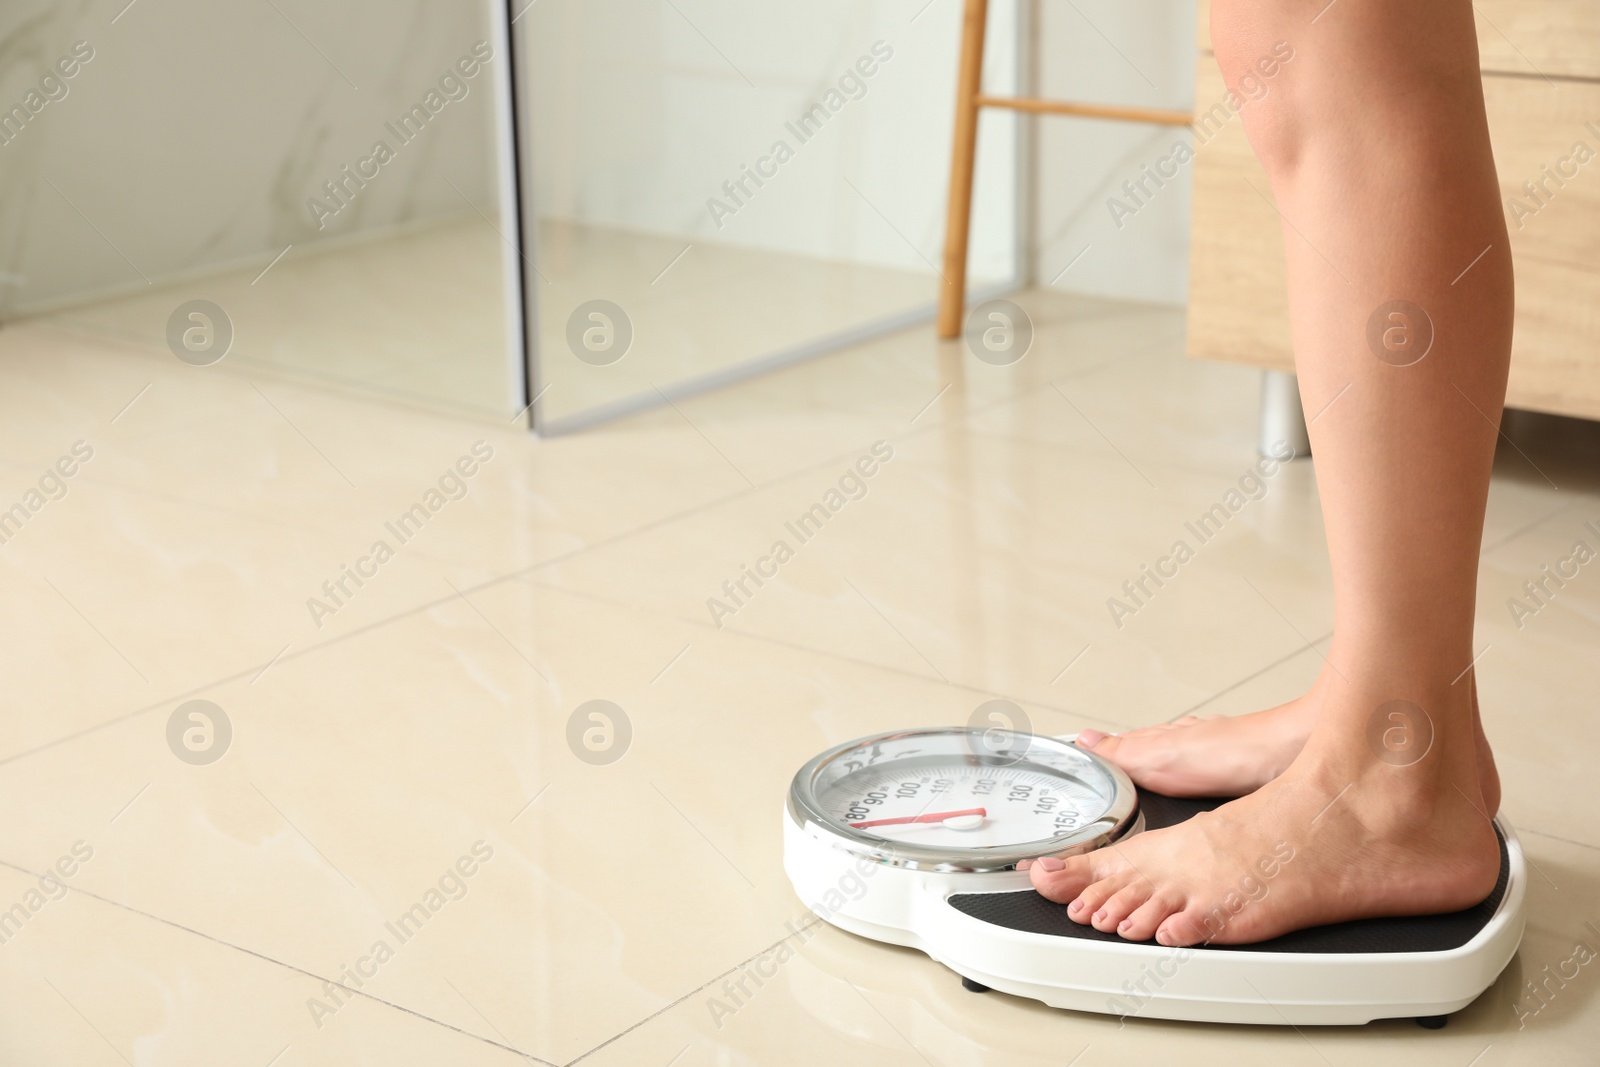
[{"x1": 1259, "y1": 369, "x2": 1311, "y2": 460}]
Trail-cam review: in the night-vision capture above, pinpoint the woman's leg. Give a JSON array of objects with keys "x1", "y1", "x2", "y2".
[
  {"x1": 1029, "y1": 0, "x2": 1511, "y2": 943},
  {"x1": 1078, "y1": 669, "x2": 1497, "y2": 811}
]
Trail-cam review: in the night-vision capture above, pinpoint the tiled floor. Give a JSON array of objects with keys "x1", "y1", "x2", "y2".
[
  {"x1": 531, "y1": 218, "x2": 943, "y2": 427},
  {"x1": 0, "y1": 288, "x2": 1596, "y2": 1065},
  {"x1": 39, "y1": 214, "x2": 946, "y2": 429},
  {"x1": 42, "y1": 216, "x2": 517, "y2": 421}
]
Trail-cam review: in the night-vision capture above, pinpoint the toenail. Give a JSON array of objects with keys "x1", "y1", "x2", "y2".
[
  {"x1": 1093, "y1": 909, "x2": 1107, "y2": 922},
  {"x1": 1035, "y1": 856, "x2": 1065, "y2": 872},
  {"x1": 1076, "y1": 729, "x2": 1107, "y2": 749},
  {"x1": 1155, "y1": 929, "x2": 1171, "y2": 946},
  {"x1": 1068, "y1": 899, "x2": 1085, "y2": 915}
]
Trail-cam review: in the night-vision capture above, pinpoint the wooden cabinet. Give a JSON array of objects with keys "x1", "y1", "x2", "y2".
[{"x1": 1187, "y1": 3, "x2": 1600, "y2": 419}]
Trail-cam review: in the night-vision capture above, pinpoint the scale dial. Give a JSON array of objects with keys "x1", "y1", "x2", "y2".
[{"x1": 788, "y1": 728, "x2": 1139, "y2": 872}]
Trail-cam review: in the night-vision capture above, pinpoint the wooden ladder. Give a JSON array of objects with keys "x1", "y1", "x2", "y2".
[{"x1": 936, "y1": 0, "x2": 1193, "y2": 337}]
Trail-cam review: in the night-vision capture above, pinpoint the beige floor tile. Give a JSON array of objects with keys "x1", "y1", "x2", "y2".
[
  {"x1": 0, "y1": 864, "x2": 538, "y2": 1066},
  {"x1": 0, "y1": 321, "x2": 752, "y2": 567},
  {"x1": 531, "y1": 218, "x2": 937, "y2": 425},
  {"x1": 1184, "y1": 641, "x2": 1328, "y2": 720},
  {"x1": 0, "y1": 469, "x2": 510, "y2": 761},
  {"x1": 615, "y1": 289, "x2": 1189, "y2": 491},
  {"x1": 571, "y1": 833, "x2": 1600, "y2": 1067},
  {"x1": 533, "y1": 408, "x2": 1334, "y2": 730},
  {"x1": 0, "y1": 322, "x2": 784, "y2": 762},
  {"x1": 39, "y1": 216, "x2": 516, "y2": 420},
  {"x1": 967, "y1": 331, "x2": 1265, "y2": 475},
  {"x1": 4, "y1": 286, "x2": 1598, "y2": 1064},
  {"x1": 519, "y1": 290, "x2": 1342, "y2": 728},
  {"x1": 0, "y1": 579, "x2": 1131, "y2": 1065},
  {"x1": 1475, "y1": 497, "x2": 1600, "y2": 849}
]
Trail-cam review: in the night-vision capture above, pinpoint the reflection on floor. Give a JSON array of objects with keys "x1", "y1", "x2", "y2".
[
  {"x1": 533, "y1": 218, "x2": 946, "y2": 428},
  {"x1": 0, "y1": 288, "x2": 1597, "y2": 1065},
  {"x1": 38, "y1": 215, "x2": 516, "y2": 420},
  {"x1": 35, "y1": 214, "x2": 963, "y2": 431}
]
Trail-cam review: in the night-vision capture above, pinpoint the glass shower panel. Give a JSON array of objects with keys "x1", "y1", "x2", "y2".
[
  {"x1": 520, "y1": 0, "x2": 1021, "y2": 432},
  {"x1": 1, "y1": 0, "x2": 519, "y2": 420}
]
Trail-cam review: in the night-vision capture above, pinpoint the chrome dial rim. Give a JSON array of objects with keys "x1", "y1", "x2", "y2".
[{"x1": 787, "y1": 727, "x2": 1140, "y2": 873}]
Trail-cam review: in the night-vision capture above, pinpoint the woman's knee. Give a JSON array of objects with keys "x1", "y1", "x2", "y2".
[
  {"x1": 1207, "y1": 0, "x2": 1485, "y2": 177},
  {"x1": 1206, "y1": 0, "x2": 1304, "y2": 173}
]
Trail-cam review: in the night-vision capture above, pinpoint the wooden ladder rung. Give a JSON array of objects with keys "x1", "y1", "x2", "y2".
[
  {"x1": 938, "y1": 0, "x2": 1198, "y2": 338},
  {"x1": 974, "y1": 95, "x2": 1193, "y2": 127}
]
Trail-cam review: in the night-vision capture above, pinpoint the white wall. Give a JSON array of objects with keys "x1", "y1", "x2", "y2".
[
  {"x1": 0, "y1": 0, "x2": 500, "y2": 317},
  {"x1": 1031, "y1": 0, "x2": 1196, "y2": 306},
  {"x1": 0, "y1": 0, "x2": 1195, "y2": 322},
  {"x1": 523, "y1": 0, "x2": 1198, "y2": 304},
  {"x1": 525, "y1": 0, "x2": 1021, "y2": 283}
]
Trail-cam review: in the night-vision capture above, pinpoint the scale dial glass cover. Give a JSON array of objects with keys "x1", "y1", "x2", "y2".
[{"x1": 788, "y1": 728, "x2": 1138, "y2": 871}]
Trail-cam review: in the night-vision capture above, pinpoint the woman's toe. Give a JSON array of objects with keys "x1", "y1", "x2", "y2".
[
  {"x1": 1154, "y1": 906, "x2": 1212, "y2": 947},
  {"x1": 1066, "y1": 869, "x2": 1135, "y2": 925},
  {"x1": 1116, "y1": 891, "x2": 1183, "y2": 942},
  {"x1": 1028, "y1": 854, "x2": 1097, "y2": 903},
  {"x1": 1075, "y1": 729, "x2": 1112, "y2": 750},
  {"x1": 1092, "y1": 880, "x2": 1154, "y2": 933}
]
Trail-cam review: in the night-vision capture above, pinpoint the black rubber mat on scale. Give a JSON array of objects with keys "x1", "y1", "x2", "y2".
[{"x1": 948, "y1": 789, "x2": 1510, "y2": 954}]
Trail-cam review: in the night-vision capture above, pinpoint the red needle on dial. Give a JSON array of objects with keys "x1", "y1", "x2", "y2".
[{"x1": 850, "y1": 807, "x2": 986, "y2": 829}]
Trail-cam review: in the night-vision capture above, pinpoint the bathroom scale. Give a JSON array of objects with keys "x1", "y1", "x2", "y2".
[{"x1": 783, "y1": 727, "x2": 1526, "y2": 1027}]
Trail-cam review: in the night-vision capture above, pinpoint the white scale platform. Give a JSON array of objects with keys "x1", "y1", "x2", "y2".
[{"x1": 784, "y1": 728, "x2": 1524, "y2": 1026}]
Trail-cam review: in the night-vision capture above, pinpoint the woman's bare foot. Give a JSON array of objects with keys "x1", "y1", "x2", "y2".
[
  {"x1": 1076, "y1": 694, "x2": 1317, "y2": 798},
  {"x1": 1079, "y1": 674, "x2": 1500, "y2": 814},
  {"x1": 1035, "y1": 684, "x2": 1502, "y2": 946}
]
